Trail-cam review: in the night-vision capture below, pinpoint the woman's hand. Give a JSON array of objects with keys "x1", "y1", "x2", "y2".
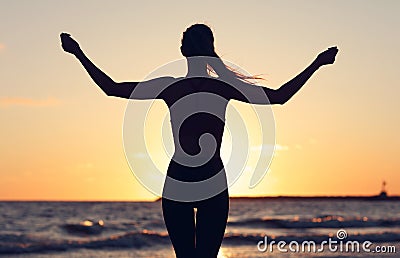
[
  {"x1": 60, "y1": 33, "x2": 81, "y2": 55},
  {"x1": 314, "y1": 46, "x2": 339, "y2": 67}
]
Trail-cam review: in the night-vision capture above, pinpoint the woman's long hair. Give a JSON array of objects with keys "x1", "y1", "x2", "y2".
[{"x1": 181, "y1": 24, "x2": 261, "y2": 83}]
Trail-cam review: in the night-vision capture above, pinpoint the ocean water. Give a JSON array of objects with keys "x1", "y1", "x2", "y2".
[{"x1": 0, "y1": 199, "x2": 399, "y2": 257}]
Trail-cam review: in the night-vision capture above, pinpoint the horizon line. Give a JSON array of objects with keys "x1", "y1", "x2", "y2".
[{"x1": 1, "y1": 193, "x2": 399, "y2": 202}]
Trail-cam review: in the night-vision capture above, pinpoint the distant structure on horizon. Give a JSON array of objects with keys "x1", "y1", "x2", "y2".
[{"x1": 377, "y1": 180, "x2": 388, "y2": 198}]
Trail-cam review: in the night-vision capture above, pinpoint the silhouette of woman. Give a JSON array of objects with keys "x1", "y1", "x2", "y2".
[{"x1": 61, "y1": 24, "x2": 338, "y2": 258}]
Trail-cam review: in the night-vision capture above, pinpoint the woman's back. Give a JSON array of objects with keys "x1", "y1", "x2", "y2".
[{"x1": 162, "y1": 77, "x2": 234, "y2": 162}]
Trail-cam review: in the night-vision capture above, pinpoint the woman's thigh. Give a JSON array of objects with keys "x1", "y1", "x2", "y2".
[
  {"x1": 162, "y1": 198, "x2": 195, "y2": 258},
  {"x1": 195, "y1": 189, "x2": 229, "y2": 258}
]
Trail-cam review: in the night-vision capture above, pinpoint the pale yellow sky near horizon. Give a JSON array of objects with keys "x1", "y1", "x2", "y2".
[{"x1": 0, "y1": 1, "x2": 399, "y2": 201}]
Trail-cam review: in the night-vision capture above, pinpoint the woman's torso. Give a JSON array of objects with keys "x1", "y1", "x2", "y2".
[{"x1": 161, "y1": 77, "x2": 232, "y2": 181}]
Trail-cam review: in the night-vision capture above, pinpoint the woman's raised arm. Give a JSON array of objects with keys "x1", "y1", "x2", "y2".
[
  {"x1": 60, "y1": 33, "x2": 174, "y2": 99},
  {"x1": 226, "y1": 47, "x2": 339, "y2": 105}
]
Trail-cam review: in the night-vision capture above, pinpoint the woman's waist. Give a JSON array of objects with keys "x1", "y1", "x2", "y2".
[
  {"x1": 172, "y1": 149, "x2": 221, "y2": 159},
  {"x1": 170, "y1": 150, "x2": 221, "y2": 168},
  {"x1": 167, "y1": 155, "x2": 225, "y2": 181}
]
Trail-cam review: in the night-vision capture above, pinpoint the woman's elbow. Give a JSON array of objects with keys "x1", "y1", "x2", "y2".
[
  {"x1": 99, "y1": 82, "x2": 120, "y2": 97},
  {"x1": 277, "y1": 97, "x2": 289, "y2": 105},
  {"x1": 103, "y1": 87, "x2": 116, "y2": 97},
  {"x1": 105, "y1": 87, "x2": 131, "y2": 99},
  {"x1": 105, "y1": 89, "x2": 126, "y2": 98},
  {"x1": 270, "y1": 91, "x2": 288, "y2": 105}
]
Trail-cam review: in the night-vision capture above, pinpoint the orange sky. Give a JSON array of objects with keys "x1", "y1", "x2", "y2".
[{"x1": 0, "y1": 1, "x2": 399, "y2": 201}]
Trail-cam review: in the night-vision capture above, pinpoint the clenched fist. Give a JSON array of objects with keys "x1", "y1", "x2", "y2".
[
  {"x1": 60, "y1": 33, "x2": 81, "y2": 55},
  {"x1": 315, "y1": 46, "x2": 339, "y2": 67}
]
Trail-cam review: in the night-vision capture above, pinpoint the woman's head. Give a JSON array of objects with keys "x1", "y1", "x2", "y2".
[
  {"x1": 181, "y1": 24, "x2": 261, "y2": 82},
  {"x1": 181, "y1": 24, "x2": 217, "y2": 58}
]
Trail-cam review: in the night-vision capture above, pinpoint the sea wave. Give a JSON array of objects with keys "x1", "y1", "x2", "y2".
[
  {"x1": 228, "y1": 215, "x2": 400, "y2": 229},
  {"x1": 1, "y1": 230, "x2": 399, "y2": 254},
  {"x1": 0, "y1": 230, "x2": 169, "y2": 254}
]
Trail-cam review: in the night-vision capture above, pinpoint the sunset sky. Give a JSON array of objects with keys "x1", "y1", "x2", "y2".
[{"x1": 1, "y1": 1, "x2": 399, "y2": 201}]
